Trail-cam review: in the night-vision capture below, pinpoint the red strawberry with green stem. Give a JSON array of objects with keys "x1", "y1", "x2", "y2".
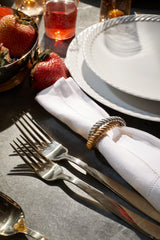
[
  {"x1": 31, "y1": 49, "x2": 70, "y2": 91},
  {"x1": 0, "y1": 13, "x2": 36, "y2": 57}
]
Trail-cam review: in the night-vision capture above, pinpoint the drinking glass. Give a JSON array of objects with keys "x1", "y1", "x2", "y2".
[
  {"x1": 44, "y1": 0, "x2": 78, "y2": 40},
  {"x1": 14, "y1": 0, "x2": 45, "y2": 16},
  {"x1": 100, "y1": 0, "x2": 132, "y2": 21}
]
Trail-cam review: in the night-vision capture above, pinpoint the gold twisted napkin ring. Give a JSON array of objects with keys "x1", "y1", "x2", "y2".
[{"x1": 86, "y1": 116, "x2": 126, "y2": 150}]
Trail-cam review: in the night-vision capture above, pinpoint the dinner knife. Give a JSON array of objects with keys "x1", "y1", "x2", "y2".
[
  {"x1": 75, "y1": 159, "x2": 160, "y2": 223},
  {"x1": 92, "y1": 193, "x2": 160, "y2": 240}
]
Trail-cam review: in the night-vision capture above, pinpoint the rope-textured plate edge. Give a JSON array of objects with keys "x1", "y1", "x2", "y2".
[
  {"x1": 82, "y1": 14, "x2": 160, "y2": 101},
  {"x1": 65, "y1": 23, "x2": 160, "y2": 122}
]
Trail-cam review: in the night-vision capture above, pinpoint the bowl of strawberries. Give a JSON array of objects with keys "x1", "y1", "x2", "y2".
[{"x1": 0, "y1": 6, "x2": 38, "y2": 83}]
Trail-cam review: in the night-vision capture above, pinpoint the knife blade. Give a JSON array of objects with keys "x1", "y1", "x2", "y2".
[
  {"x1": 96, "y1": 193, "x2": 160, "y2": 240},
  {"x1": 71, "y1": 158, "x2": 160, "y2": 223},
  {"x1": 75, "y1": 178, "x2": 160, "y2": 240}
]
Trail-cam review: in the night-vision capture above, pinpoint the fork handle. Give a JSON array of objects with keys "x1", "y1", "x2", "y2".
[
  {"x1": 61, "y1": 174, "x2": 160, "y2": 239},
  {"x1": 65, "y1": 154, "x2": 160, "y2": 223},
  {"x1": 25, "y1": 227, "x2": 50, "y2": 240}
]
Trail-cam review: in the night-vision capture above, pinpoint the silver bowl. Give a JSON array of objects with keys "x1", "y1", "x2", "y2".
[{"x1": 0, "y1": 6, "x2": 39, "y2": 83}]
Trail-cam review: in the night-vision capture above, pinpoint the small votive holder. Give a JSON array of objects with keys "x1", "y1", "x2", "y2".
[{"x1": 100, "y1": 0, "x2": 132, "y2": 22}]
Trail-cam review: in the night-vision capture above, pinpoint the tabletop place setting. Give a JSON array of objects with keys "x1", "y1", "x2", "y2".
[{"x1": 0, "y1": 0, "x2": 160, "y2": 240}]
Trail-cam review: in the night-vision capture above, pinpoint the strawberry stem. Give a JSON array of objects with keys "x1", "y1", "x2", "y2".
[
  {"x1": 0, "y1": 44, "x2": 10, "y2": 67},
  {"x1": 14, "y1": 9, "x2": 37, "y2": 28},
  {"x1": 32, "y1": 49, "x2": 52, "y2": 66}
]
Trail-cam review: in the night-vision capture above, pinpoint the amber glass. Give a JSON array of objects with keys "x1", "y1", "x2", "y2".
[{"x1": 100, "y1": 0, "x2": 132, "y2": 21}]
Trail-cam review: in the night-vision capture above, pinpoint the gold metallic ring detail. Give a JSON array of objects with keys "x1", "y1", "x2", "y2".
[
  {"x1": 86, "y1": 119, "x2": 126, "y2": 150},
  {"x1": 88, "y1": 116, "x2": 126, "y2": 139}
]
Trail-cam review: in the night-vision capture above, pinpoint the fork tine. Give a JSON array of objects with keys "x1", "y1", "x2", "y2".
[
  {"x1": 16, "y1": 137, "x2": 46, "y2": 167},
  {"x1": 23, "y1": 112, "x2": 53, "y2": 142},
  {"x1": 10, "y1": 142, "x2": 39, "y2": 172},
  {"x1": 18, "y1": 128, "x2": 41, "y2": 150},
  {"x1": 13, "y1": 118, "x2": 39, "y2": 146},
  {"x1": 13, "y1": 117, "x2": 44, "y2": 147},
  {"x1": 20, "y1": 135, "x2": 50, "y2": 164},
  {"x1": 21, "y1": 113, "x2": 51, "y2": 144}
]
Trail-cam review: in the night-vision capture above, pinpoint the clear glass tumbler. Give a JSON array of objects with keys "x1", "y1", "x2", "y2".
[
  {"x1": 100, "y1": 0, "x2": 132, "y2": 21},
  {"x1": 44, "y1": 0, "x2": 79, "y2": 40},
  {"x1": 14, "y1": 0, "x2": 45, "y2": 16}
]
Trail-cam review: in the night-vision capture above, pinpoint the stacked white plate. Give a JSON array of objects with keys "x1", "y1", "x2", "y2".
[{"x1": 66, "y1": 14, "x2": 160, "y2": 122}]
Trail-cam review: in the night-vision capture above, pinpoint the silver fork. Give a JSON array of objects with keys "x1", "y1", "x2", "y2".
[
  {"x1": 12, "y1": 113, "x2": 160, "y2": 224},
  {"x1": 10, "y1": 137, "x2": 160, "y2": 240}
]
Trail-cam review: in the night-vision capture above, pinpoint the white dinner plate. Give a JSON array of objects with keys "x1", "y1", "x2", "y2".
[
  {"x1": 82, "y1": 15, "x2": 160, "y2": 101},
  {"x1": 65, "y1": 26, "x2": 160, "y2": 122}
]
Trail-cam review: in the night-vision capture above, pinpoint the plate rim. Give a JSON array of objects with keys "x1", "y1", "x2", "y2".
[
  {"x1": 82, "y1": 14, "x2": 160, "y2": 101},
  {"x1": 66, "y1": 25, "x2": 160, "y2": 122}
]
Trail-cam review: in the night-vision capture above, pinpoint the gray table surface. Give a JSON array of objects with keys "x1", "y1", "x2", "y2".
[{"x1": 0, "y1": 1, "x2": 160, "y2": 240}]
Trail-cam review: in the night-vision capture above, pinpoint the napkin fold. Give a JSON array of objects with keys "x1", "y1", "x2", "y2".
[{"x1": 35, "y1": 77, "x2": 160, "y2": 212}]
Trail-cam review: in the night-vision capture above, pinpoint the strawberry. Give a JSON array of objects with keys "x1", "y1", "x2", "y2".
[
  {"x1": 0, "y1": 13, "x2": 36, "y2": 57},
  {"x1": 31, "y1": 49, "x2": 69, "y2": 91},
  {"x1": 0, "y1": 43, "x2": 11, "y2": 67},
  {"x1": 0, "y1": 7, "x2": 13, "y2": 20}
]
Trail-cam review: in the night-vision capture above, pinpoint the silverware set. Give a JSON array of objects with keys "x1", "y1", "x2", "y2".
[
  {"x1": 6, "y1": 112, "x2": 160, "y2": 239},
  {"x1": 12, "y1": 113, "x2": 160, "y2": 222}
]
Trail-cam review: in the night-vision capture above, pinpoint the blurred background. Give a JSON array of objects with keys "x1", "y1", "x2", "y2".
[
  {"x1": 0, "y1": 0, "x2": 160, "y2": 10},
  {"x1": 0, "y1": 0, "x2": 14, "y2": 7}
]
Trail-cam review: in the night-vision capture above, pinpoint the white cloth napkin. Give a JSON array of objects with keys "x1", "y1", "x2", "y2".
[{"x1": 35, "y1": 77, "x2": 160, "y2": 212}]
